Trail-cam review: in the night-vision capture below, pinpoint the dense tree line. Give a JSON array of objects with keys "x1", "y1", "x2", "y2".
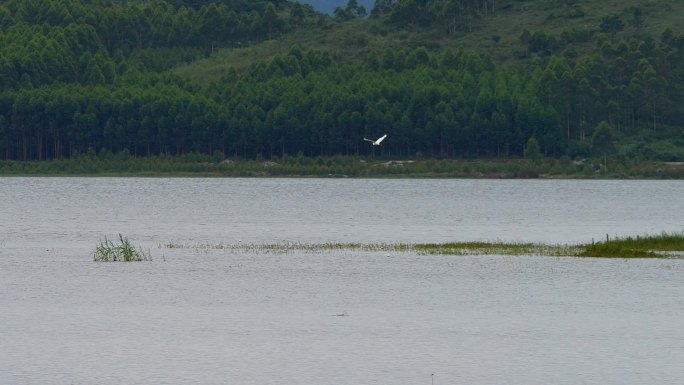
[
  {"x1": 537, "y1": 29, "x2": 684, "y2": 144},
  {"x1": 0, "y1": 0, "x2": 322, "y2": 87},
  {"x1": 0, "y1": 0, "x2": 300, "y2": 56},
  {"x1": 0, "y1": 0, "x2": 683, "y2": 161},
  {"x1": 0, "y1": 46, "x2": 555, "y2": 160},
  {"x1": 3, "y1": 32, "x2": 683, "y2": 161}
]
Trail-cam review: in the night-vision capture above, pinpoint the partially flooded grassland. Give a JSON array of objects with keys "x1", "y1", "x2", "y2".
[{"x1": 158, "y1": 233, "x2": 684, "y2": 259}]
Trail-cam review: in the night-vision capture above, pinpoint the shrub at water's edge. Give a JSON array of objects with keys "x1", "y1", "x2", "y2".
[{"x1": 93, "y1": 234, "x2": 151, "y2": 262}]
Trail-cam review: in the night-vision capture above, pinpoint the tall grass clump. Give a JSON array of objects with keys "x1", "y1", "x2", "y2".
[{"x1": 93, "y1": 234, "x2": 151, "y2": 262}]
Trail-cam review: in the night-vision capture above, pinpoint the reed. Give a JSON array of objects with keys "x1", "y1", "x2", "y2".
[{"x1": 94, "y1": 234, "x2": 151, "y2": 262}]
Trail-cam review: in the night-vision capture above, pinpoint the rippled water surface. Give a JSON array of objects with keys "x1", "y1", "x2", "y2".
[{"x1": 1, "y1": 178, "x2": 683, "y2": 384}]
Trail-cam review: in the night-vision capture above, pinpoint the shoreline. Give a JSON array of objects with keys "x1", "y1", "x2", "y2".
[{"x1": 2, "y1": 156, "x2": 683, "y2": 179}]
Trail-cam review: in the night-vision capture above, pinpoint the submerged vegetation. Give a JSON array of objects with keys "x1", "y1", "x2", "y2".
[
  {"x1": 163, "y1": 240, "x2": 413, "y2": 253},
  {"x1": 93, "y1": 234, "x2": 151, "y2": 262},
  {"x1": 162, "y1": 233, "x2": 684, "y2": 258},
  {"x1": 413, "y1": 242, "x2": 583, "y2": 257}
]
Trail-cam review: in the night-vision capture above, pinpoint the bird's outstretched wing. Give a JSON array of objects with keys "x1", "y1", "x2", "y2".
[
  {"x1": 363, "y1": 138, "x2": 374, "y2": 143},
  {"x1": 375, "y1": 134, "x2": 388, "y2": 144}
]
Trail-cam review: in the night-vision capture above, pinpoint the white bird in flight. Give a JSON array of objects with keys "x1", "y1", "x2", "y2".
[{"x1": 364, "y1": 134, "x2": 388, "y2": 146}]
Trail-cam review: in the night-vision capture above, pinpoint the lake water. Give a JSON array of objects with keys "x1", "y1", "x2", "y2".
[{"x1": 1, "y1": 177, "x2": 683, "y2": 384}]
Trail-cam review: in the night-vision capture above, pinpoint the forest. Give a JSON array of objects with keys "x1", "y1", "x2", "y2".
[{"x1": 0, "y1": 0, "x2": 683, "y2": 162}]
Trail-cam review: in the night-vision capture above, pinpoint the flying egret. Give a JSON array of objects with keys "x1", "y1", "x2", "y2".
[{"x1": 363, "y1": 134, "x2": 388, "y2": 146}]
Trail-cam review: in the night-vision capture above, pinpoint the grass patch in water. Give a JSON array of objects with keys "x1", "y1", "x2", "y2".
[
  {"x1": 94, "y1": 234, "x2": 151, "y2": 262},
  {"x1": 160, "y1": 233, "x2": 684, "y2": 259},
  {"x1": 161, "y1": 241, "x2": 413, "y2": 254},
  {"x1": 580, "y1": 233, "x2": 684, "y2": 258},
  {"x1": 414, "y1": 241, "x2": 582, "y2": 257}
]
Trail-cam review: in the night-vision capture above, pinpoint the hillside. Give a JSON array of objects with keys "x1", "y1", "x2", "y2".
[
  {"x1": 0, "y1": 0, "x2": 683, "y2": 164},
  {"x1": 177, "y1": 0, "x2": 684, "y2": 79}
]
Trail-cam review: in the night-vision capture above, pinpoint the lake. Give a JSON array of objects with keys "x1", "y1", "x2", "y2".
[{"x1": 1, "y1": 178, "x2": 683, "y2": 384}]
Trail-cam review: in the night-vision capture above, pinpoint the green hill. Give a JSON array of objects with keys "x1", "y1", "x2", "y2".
[
  {"x1": 176, "y1": 0, "x2": 684, "y2": 80},
  {"x1": 0, "y1": 0, "x2": 683, "y2": 164}
]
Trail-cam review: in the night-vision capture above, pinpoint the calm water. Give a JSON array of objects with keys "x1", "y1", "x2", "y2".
[{"x1": 1, "y1": 177, "x2": 683, "y2": 384}]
